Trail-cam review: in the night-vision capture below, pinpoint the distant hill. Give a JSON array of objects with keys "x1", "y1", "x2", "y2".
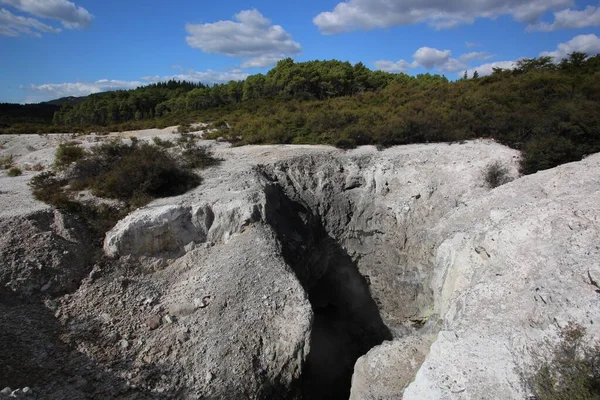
[{"x1": 43, "y1": 96, "x2": 86, "y2": 107}]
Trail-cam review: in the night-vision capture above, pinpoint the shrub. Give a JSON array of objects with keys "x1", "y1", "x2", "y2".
[
  {"x1": 29, "y1": 171, "x2": 127, "y2": 240},
  {"x1": 31, "y1": 140, "x2": 220, "y2": 239},
  {"x1": 7, "y1": 167, "x2": 22, "y2": 176},
  {"x1": 334, "y1": 137, "x2": 357, "y2": 149},
  {"x1": 177, "y1": 133, "x2": 197, "y2": 147},
  {"x1": 30, "y1": 171, "x2": 67, "y2": 203},
  {"x1": 90, "y1": 143, "x2": 201, "y2": 200},
  {"x1": 526, "y1": 323, "x2": 600, "y2": 400},
  {"x1": 181, "y1": 144, "x2": 221, "y2": 169},
  {"x1": 521, "y1": 135, "x2": 580, "y2": 175},
  {"x1": 484, "y1": 161, "x2": 512, "y2": 188},
  {"x1": 212, "y1": 119, "x2": 229, "y2": 129},
  {"x1": 177, "y1": 123, "x2": 193, "y2": 134},
  {"x1": 26, "y1": 163, "x2": 44, "y2": 172},
  {"x1": 152, "y1": 137, "x2": 175, "y2": 148},
  {"x1": 0, "y1": 155, "x2": 13, "y2": 169},
  {"x1": 55, "y1": 141, "x2": 86, "y2": 169}
]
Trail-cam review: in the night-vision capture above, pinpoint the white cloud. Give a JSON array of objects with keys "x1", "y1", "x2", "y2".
[
  {"x1": 1, "y1": 0, "x2": 92, "y2": 29},
  {"x1": 313, "y1": 0, "x2": 572, "y2": 34},
  {"x1": 376, "y1": 46, "x2": 493, "y2": 74},
  {"x1": 465, "y1": 33, "x2": 600, "y2": 77},
  {"x1": 441, "y1": 58, "x2": 469, "y2": 73},
  {"x1": 466, "y1": 61, "x2": 518, "y2": 77},
  {"x1": 23, "y1": 69, "x2": 250, "y2": 102},
  {"x1": 373, "y1": 59, "x2": 418, "y2": 73},
  {"x1": 413, "y1": 47, "x2": 451, "y2": 69},
  {"x1": 0, "y1": 7, "x2": 60, "y2": 37},
  {"x1": 459, "y1": 51, "x2": 494, "y2": 62},
  {"x1": 24, "y1": 79, "x2": 144, "y2": 99},
  {"x1": 528, "y1": 5, "x2": 600, "y2": 31},
  {"x1": 185, "y1": 9, "x2": 301, "y2": 69},
  {"x1": 143, "y1": 69, "x2": 250, "y2": 84},
  {"x1": 540, "y1": 33, "x2": 600, "y2": 60}
]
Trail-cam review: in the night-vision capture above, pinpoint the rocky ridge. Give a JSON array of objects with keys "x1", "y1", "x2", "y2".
[{"x1": 1, "y1": 131, "x2": 598, "y2": 399}]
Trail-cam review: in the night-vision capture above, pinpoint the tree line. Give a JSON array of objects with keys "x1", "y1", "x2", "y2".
[{"x1": 1, "y1": 54, "x2": 599, "y2": 174}]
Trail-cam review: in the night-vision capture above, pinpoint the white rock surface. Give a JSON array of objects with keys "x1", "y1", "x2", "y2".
[
  {"x1": 2, "y1": 130, "x2": 599, "y2": 400},
  {"x1": 401, "y1": 153, "x2": 600, "y2": 400}
]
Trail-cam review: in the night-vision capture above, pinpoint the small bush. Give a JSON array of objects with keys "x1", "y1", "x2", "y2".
[
  {"x1": 0, "y1": 155, "x2": 13, "y2": 169},
  {"x1": 55, "y1": 141, "x2": 86, "y2": 169},
  {"x1": 29, "y1": 171, "x2": 127, "y2": 240},
  {"x1": 484, "y1": 161, "x2": 512, "y2": 188},
  {"x1": 526, "y1": 323, "x2": 600, "y2": 400},
  {"x1": 177, "y1": 123, "x2": 193, "y2": 134},
  {"x1": 90, "y1": 143, "x2": 201, "y2": 200},
  {"x1": 152, "y1": 137, "x2": 175, "y2": 148},
  {"x1": 334, "y1": 137, "x2": 357, "y2": 150},
  {"x1": 177, "y1": 132, "x2": 196, "y2": 146},
  {"x1": 7, "y1": 167, "x2": 22, "y2": 176},
  {"x1": 31, "y1": 139, "x2": 220, "y2": 239},
  {"x1": 212, "y1": 119, "x2": 228, "y2": 129},
  {"x1": 26, "y1": 163, "x2": 44, "y2": 172},
  {"x1": 30, "y1": 172, "x2": 67, "y2": 203},
  {"x1": 181, "y1": 144, "x2": 221, "y2": 169}
]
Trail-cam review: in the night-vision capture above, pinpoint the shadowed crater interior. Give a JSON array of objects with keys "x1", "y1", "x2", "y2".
[{"x1": 264, "y1": 181, "x2": 392, "y2": 400}]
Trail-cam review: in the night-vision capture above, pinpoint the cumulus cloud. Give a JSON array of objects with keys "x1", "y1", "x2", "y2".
[
  {"x1": 466, "y1": 60, "x2": 518, "y2": 77},
  {"x1": 540, "y1": 33, "x2": 600, "y2": 60},
  {"x1": 466, "y1": 34, "x2": 600, "y2": 77},
  {"x1": 186, "y1": 9, "x2": 301, "y2": 68},
  {"x1": 313, "y1": 0, "x2": 572, "y2": 34},
  {"x1": 0, "y1": 7, "x2": 60, "y2": 37},
  {"x1": 413, "y1": 47, "x2": 451, "y2": 69},
  {"x1": 24, "y1": 79, "x2": 144, "y2": 99},
  {"x1": 375, "y1": 47, "x2": 493, "y2": 74},
  {"x1": 459, "y1": 51, "x2": 494, "y2": 62},
  {"x1": 142, "y1": 69, "x2": 250, "y2": 84},
  {"x1": 1, "y1": 0, "x2": 92, "y2": 29},
  {"x1": 23, "y1": 69, "x2": 250, "y2": 102},
  {"x1": 373, "y1": 59, "x2": 418, "y2": 73},
  {"x1": 528, "y1": 5, "x2": 600, "y2": 31}
]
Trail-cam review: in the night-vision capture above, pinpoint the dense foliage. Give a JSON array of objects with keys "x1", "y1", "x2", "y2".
[
  {"x1": 3, "y1": 54, "x2": 600, "y2": 174},
  {"x1": 31, "y1": 137, "x2": 219, "y2": 239},
  {"x1": 526, "y1": 323, "x2": 600, "y2": 400},
  {"x1": 0, "y1": 103, "x2": 60, "y2": 133}
]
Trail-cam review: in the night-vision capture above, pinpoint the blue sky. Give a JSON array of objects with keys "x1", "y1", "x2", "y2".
[{"x1": 1, "y1": 0, "x2": 600, "y2": 103}]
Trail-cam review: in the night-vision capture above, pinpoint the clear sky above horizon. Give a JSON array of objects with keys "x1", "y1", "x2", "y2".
[{"x1": 1, "y1": 0, "x2": 600, "y2": 103}]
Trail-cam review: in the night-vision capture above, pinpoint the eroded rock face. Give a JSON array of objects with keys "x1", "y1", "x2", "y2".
[
  {"x1": 62, "y1": 225, "x2": 312, "y2": 399},
  {"x1": 101, "y1": 140, "x2": 525, "y2": 399},
  {"x1": 2, "y1": 137, "x2": 598, "y2": 400},
  {"x1": 0, "y1": 209, "x2": 92, "y2": 299},
  {"x1": 104, "y1": 204, "x2": 216, "y2": 258},
  {"x1": 400, "y1": 154, "x2": 600, "y2": 400},
  {"x1": 350, "y1": 153, "x2": 600, "y2": 400},
  {"x1": 350, "y1": 332, "x2": 437, "y2": 400}
]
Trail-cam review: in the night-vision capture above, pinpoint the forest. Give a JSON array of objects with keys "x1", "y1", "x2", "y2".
[{"x1": 2, "y1": 54, "x2": 600, "y2": 174}]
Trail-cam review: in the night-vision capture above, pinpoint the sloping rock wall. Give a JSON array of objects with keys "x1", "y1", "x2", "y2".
[{"x1": 3, "y1": 137, "x2": 598, "y2": 400}]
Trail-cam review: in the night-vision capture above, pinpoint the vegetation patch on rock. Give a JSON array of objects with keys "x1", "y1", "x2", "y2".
[
  {"x1": 484, "y1": 161, "x2": 513, "y2": 188},
  {"x1": 30, "y1": 136, "x2": 219, "y2": 240},
  {"x1": 525, "y1": 323, "x2": 600, "y2": 400}
]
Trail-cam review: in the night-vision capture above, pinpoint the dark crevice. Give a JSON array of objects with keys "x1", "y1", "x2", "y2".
[{"x1": 264, "y1": 181, "x2": 392, "y2": 400}]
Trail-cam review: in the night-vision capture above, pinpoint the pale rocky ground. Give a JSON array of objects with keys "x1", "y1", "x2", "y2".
[{"x1": 0, "y1": 127, "x2": 598, "y2": 399}]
